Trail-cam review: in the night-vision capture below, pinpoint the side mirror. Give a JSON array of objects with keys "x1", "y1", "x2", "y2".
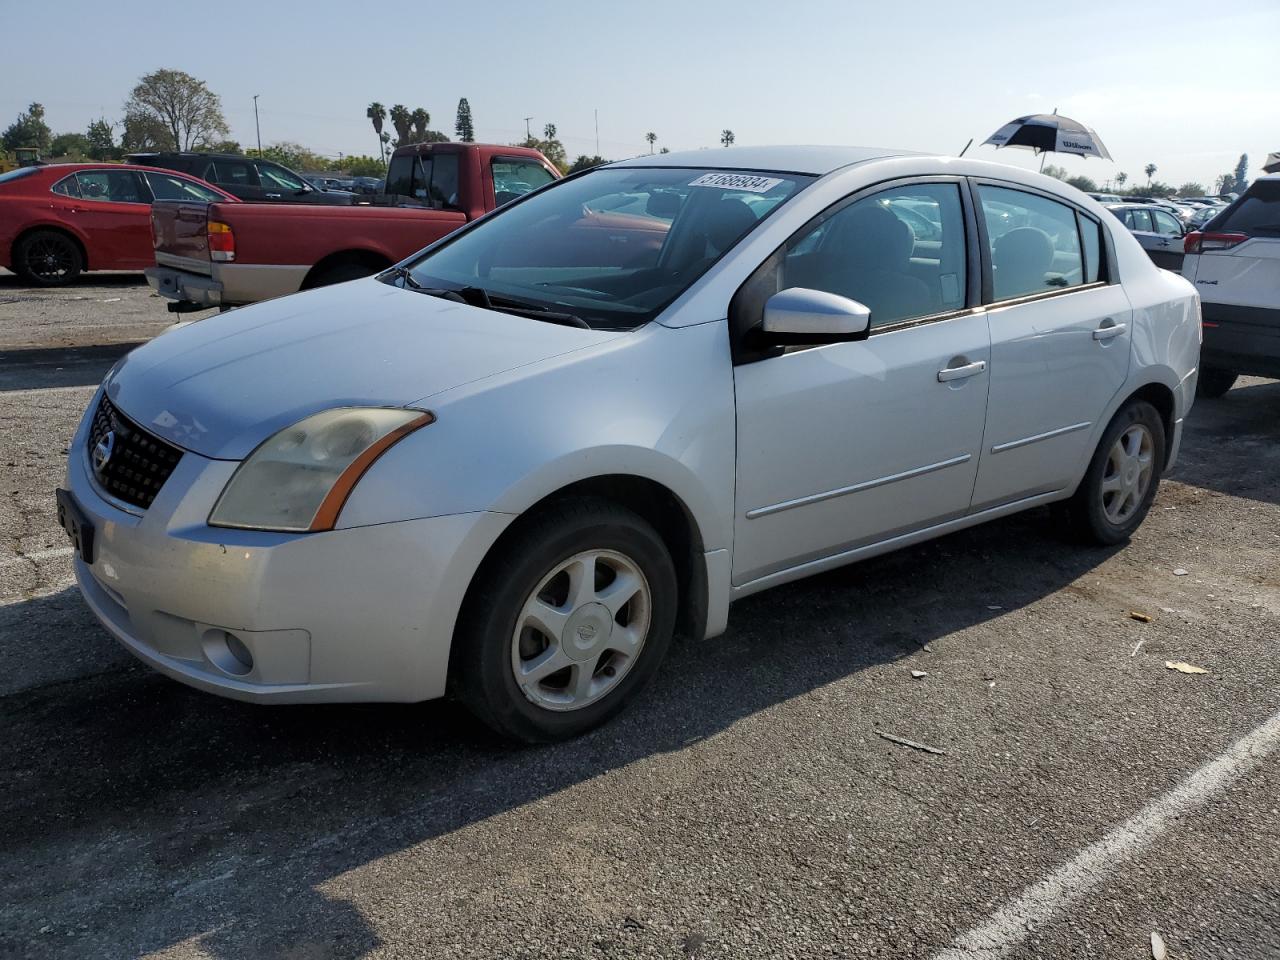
[{"x1": 759, "y1": 287, "x2": 871, "y2": 344}]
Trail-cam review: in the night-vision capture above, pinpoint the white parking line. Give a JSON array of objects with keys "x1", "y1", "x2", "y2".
[{"x1": 934, "y1": 707, "x2": 1280, "y2": 959}]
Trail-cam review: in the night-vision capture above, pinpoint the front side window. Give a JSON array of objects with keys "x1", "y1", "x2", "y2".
[
  {"x1": 978, "y1": 185, "x2": 1084, "y2": 300},
  {"x1": 1128, "y1": 208, "x2": 1153, "y2": 232},
  {"x1": 492, "y1": 158, "x2": 556, "y2": 206},
  {"x1": 397, "y1": 167, "x2": 812, "y2": 329},
  {"x1": 1152, "y1": 209, "x2": 1182, "y2": 236},
  {"x1": 74, "y1": 170, "x2": 145, "y2": 203},
  {"x1": 780, "y1": 182, "x2": 967, "y2": 328},
  {"x1": 145, "y1": 172, "x2": 223, "y2": 202},
  {"x1": 257, "y1": 162, "x2": 306, "y2": 192}
]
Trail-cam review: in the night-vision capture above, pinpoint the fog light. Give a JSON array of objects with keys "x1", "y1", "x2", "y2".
[{"x1": 202, "y1": 629, "x2": 254, "y2": 677}]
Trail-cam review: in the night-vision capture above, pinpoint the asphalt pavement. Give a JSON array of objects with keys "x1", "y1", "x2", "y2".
[{"x1": 1, "y1": 274, "x2": 1277, "y2": 959}]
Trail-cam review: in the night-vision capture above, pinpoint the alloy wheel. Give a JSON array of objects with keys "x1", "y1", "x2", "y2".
[
  {"x1": 510, "y1": 549, "x2": 652, "y2": 712},
  {"x1": 24, "y1": 235, "x2": 75, "y2": 282},
  {"x1": 1101, "y1": 423, "x2": 1154, "y2": 525}
]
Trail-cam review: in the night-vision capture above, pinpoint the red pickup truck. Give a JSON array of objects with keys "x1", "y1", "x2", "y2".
[{"x1": 147, "y1": 142, "x2": 559, "y2": 310}]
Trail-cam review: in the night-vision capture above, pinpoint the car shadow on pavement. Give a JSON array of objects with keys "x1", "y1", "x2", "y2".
[
  {"x1": 0, "y1": 342, "x2": 141, "y2": 391},
  {"x1": 0, "y1": 271, "x2": 148, "y2": 290},
  {"x1": 1175, "y1": 377, "x2": 1280, "y2": 508},
  {"x1": 0, "y1": 510, "x2": 1122, "y2": 959}
]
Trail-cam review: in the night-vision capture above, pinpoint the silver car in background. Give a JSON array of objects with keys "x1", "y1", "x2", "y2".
[{"x1": 58, "y1": 147, "x2": 1200, "y2": 741}]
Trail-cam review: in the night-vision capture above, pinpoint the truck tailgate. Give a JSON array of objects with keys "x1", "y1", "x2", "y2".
[{"x1": 152, "y1": 200, "x2": 221, "y2": 275}]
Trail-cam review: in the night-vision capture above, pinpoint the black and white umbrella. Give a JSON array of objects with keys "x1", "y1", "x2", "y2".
[
  {"x1": 983, "y1": 112, "x2": 1112, "y2": 161},
  {"x1": 1263, "y1": 152, "x2": 1280, "y2": 174}
]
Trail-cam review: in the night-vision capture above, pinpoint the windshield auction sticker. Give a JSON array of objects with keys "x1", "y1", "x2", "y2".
[{"x1": 688, "y1": 173, "x2": 784, "y2": 193}]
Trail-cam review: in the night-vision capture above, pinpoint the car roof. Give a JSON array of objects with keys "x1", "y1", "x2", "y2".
[{"x1": 609, "y1": 145, "x2": 916, "y2": 176}]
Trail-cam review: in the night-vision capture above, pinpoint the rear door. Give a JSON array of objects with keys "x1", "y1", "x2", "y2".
[
  {"x1": 970, "y1": 182, "x2": 1132, "y2": 510},
  {"x1": 52, "y1": 170, "x2": 153, "y2": 268},
  {"x1": 1148, "y1": 208, "x2": 1186, "y2": 271},
  {"x1": 208, "y1": 158, "x2": 264, "y2": 201}
]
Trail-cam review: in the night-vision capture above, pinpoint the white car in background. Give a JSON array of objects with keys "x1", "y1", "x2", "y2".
[
  {"x1": 1183, "y1": 174, "x2": 1280, "y2": 396},
  {"x1": 58, "y1": 147, "x2": 1200, "y2": 741}
]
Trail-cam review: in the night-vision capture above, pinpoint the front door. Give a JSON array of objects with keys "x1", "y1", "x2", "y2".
[
  {"x1": 732, "y1": 180, "x2": 991, "y2": 587},
  {"x1": 970, "y1": 183, "x2": 1132, "y2": 510}
]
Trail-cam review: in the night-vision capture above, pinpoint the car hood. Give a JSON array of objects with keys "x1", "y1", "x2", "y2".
[{"x1": 106, "y1": 279, "x2": 620, "y2": 459}]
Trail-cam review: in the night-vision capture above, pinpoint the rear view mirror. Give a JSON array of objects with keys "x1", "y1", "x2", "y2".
[{"x1": 759, "y1": 287, "x2": 871, "y2": 344}]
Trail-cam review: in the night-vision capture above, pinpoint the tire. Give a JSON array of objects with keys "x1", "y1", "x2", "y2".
[
  {"x1": 1058, "y1": 400, "x2": 1166, "y2": 546},
  {"x1": 1196, "y1": 368, "x2": 1237, "y2": 399},
  {"x1": 453, "y1": 498, "x2": 678, "y2": 743},
  {"x1": 308, "y1": 261, "x2": 380, "y2": 289},
  {"x1": 14, "y1": 229, "x2": 83, "y2": 286}
]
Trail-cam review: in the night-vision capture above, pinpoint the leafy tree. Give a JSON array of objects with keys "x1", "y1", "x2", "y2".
[
  {"x1": 1176, "y1": 182, "x2": 1206, "y2": 197},
  {"x1": 247, "y1": 141, "x2": 335, "y2": 173},
  {"x1": 645, "y1": 131, "x2": 657, "y2": 154},
  {"x1": 568, "y1": 154, "x2": 608, "y2": 173},
  {"x1": 1041, "y1": 164, "x2": 1068, "y2": 180},
  {"x1": 1140, "y1": 181, "x2": 1175, "y2": 198},
  {"x1": 86, "y1": 118, "x2": 120, "y2": 160},
  {"x1": 1233, "y1": 153, "x2": 1248, "y2": 192},
  {"x1": 367, "y1": 102, "x2": 386, "y2": 161},
  {"x1": 2, "y1": 102, "x2": 52, "y2": 152},
  {"x1": 1115, "y1": 172, "x2": 1128, "y2": 191},
  {"x1": 455, "y1": 98, "x2": 475, "y2": 142},
  {"x1": 720, "y1": 129, "x2": 735, "y2": 148},
  {"x1": 123, "y1": 69, "x2": 228, "y2": 151},
  {"x1": 50, "y1": 132, "x2": 92, "y2": 158},
  {"x1": 389, "y1": 105, "x2": 411, "y2": 145},
  {"x1": 520, "y1": 126, "x2": 567, "y2": 172},
  {"x1": 208, "y1": 139, "x2": 242, "y2": 154},
  {"x1": 1144, "y1": 163, "x2": 1157, "y2": 186},
  {"x1": 1065, "y1": 174, "x2": 1097, "y2": 192},
  {"x1": 343, "y1": 155, "x2": 386, "y2": 178}
]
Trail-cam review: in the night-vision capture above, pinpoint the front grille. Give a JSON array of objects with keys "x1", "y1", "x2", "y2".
[{"x1": 87, "y1": 395, "x2": 183, "y2": 510}]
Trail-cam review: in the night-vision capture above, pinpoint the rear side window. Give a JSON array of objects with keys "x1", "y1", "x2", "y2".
[
  {"x1": 1080, "y1": 215, "x2": 1102, "y2": 283},
  {"x1": 1215, "y1": 180, "x2": 1280, "y2": 237},
  {"x1": 74, "y1": 170, "x2": 146, "y2": 203},
  {"x1": 210, "y1": 160, "x2": 258, "y2": 186},
  {"x1": 51, "y1": 174, "x2": 81, "y2": 198},
  {"x1": 1128, "y1": 208, "x2": 1153, "y2": 232},
  {"x1": 978, "y1": 185, "x2": 1084, "y2": 300},
  {"x1": 385, "y1": 152, "x2": 459, "y2": 209}
]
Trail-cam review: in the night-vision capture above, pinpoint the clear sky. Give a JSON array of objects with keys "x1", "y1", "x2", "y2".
[{"x1": 3, "y1": 0, "x2": 1276, "y2": 189}]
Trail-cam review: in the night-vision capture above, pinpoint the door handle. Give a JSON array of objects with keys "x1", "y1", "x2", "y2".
[
  {"x1": 937, "y1": 359, "x2": 986, "y2": 382},
  {"x1": 264, "y1": 192, "x2": 282, "y2": 200},
  {"x1": 1093, "y1": 322, "x2": 1127, "y2": 341}
]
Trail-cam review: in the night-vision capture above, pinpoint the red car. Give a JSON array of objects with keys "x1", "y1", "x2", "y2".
[{"x1": 0, "y1": 163, "x2": 236, "y2": 286}]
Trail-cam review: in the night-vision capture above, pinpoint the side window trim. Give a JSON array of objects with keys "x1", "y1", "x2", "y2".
[
  {"x1": 969, "y1": 176, "x2": 1115, "y2": 307},
  {"x1": 729, "y1": 175, "x2": 979, "y2": 364}
]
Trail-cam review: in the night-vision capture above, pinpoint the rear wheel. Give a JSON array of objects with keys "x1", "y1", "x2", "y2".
[
  {"x1": 14, "y1": 230, "x2": 82, "y2": 286},
  {"x1": 1196, "y1": 368, "x2": 1238, "y2": 399},
  {"x1": 1058, "y1": 400, "x2": 1165, "y2": 545},
  {"x1": 307, "y1": 260, "x2": 382, "y2": 289},
  {"x1": 453, "y1": 498, "x2": 678, "y2": 742}
]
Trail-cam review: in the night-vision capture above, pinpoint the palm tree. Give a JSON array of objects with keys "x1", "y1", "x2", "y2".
[
  {"x1": 1116, "y1": 171, "x2": 1128, "y2": 191},
  {"x1": 368, "y1": 103, "x2": 386, "y2": 165},
  {"x1": 389, "y1": 105, "x2": 411, "y2": 146},
  {"x1": 645, "y1": 131, "x2": 657, "y2": 154},
  {"x1": 720, "y1": 129, "x2": 735, "y2": 148},
  {"x1": 410, "y1": 108, "x2": 431, "y2": 144},
  {"x1": 544, "y1": 123, "x2": 557, "y2": 141},
  {"x1": 1144, "y1": 163, "x2": 1157, "y2": 188}
]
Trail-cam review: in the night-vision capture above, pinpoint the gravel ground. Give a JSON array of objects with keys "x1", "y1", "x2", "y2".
[{"x1": 1, "y1": 278, "x2": 1277, "y2": 959}]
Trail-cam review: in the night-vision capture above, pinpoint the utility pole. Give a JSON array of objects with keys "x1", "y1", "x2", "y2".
[
  {"x1": 253, "y1": 95, "x2": 262, "y2": 153},
  {"x1": 595, "y1": 109, "x2": 599, "y2": 157},
  {"x1": 524, "y1": 116, "x2": 533, "y2": 140}
]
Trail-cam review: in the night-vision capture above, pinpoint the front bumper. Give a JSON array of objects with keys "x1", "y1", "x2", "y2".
[{"x1": 64, "y1": 395, "x2": 511, "y2": 703}]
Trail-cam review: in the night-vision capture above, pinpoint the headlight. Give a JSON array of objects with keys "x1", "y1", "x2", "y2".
[{"x1": 209, "y1": 407, "x2": 434, "y2": 532}]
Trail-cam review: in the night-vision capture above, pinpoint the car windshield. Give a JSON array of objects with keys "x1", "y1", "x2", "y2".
[{"x1": 393, "y1": 167, "x2": 814, "y2": 329}]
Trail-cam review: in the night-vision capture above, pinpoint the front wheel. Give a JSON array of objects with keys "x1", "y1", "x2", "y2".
[
  {"x1": 453, "y1": 498, "x2": 678, "y2": 742},
  {"x1": 1058, "y1": 400, "x2": 1166, "y2": 545}
]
